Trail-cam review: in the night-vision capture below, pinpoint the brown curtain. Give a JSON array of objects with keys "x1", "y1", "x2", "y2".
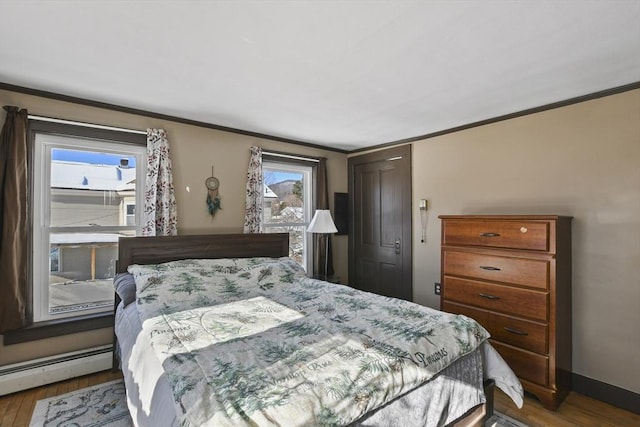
[
  {"x1": 0, "y1": 106, "x2": 29, "y2": 333},
  {"x1": 313, "y1": 157, "x2": 334, "y2": 277}
]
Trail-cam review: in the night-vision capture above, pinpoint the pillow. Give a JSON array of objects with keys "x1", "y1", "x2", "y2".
[
  {"x1": 113, "y1": 272, "x2": 136, "y2": 307},
  {"x1": 128, "y1": 257, "x2": 307, "y2": 294}
]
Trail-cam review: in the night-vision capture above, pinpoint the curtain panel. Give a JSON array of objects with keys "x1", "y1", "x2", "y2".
[
  {"x1": 143, "y1": 129, "x2": 177, "y2": 236},
  {"x1": 313, "y1": 157, "x2": 334, "y2": 277},
  {"x1": 0, "y1": 106, "x2": 29, "y2": 333},
  {"x1": 243, "y1": 146, "x2": 263, "y2": 233}
]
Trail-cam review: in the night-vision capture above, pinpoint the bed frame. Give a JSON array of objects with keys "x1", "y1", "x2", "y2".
[{"x1": 112, "y1": 232, "x2": 493, "y2": 427}]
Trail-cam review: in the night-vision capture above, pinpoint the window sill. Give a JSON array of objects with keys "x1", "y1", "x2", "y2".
[{"x1": 3, "y1": 312, "x2": 114, "y2": 345}]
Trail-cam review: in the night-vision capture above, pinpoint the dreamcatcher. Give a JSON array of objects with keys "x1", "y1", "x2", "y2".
[{"x1": 205, "y1": 166, "x2": 222, "y2": 217}]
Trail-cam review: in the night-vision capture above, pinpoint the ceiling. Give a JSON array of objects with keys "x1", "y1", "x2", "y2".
[{"x1": 1, "y1": 1, "x2": 639, "y2": 152}]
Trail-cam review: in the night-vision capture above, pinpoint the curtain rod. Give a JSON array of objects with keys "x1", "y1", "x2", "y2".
[
  {"x1": 262, "y1": 150, "x2": 320, "y2": 163},
  {"x1": 28, "y1": 114, "x2": 148, "y2": 135}
]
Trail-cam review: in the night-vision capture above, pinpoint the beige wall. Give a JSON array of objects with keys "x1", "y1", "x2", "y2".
[
  {"x1": 0, "y1": 88, "x2": 348, "y2": 365},
  {"x1": 411, "y1": 89, "x2": 640, "y2": 393},
  {"x1": 2, "y1": 86, "x2": 637, "y2": 395}
]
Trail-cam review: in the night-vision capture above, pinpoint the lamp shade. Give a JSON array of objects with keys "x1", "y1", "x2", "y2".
[{"x1": 307, "y1": 210, "x2": 338, "y2": 234}]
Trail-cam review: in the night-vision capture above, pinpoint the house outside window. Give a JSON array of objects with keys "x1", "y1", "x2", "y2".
[
  {"x1": 31, "y1": 124, "x2": 146, "y2": 322},
  {"x1": 262, "y1": 160, "x2": 314, "y2": 272}
]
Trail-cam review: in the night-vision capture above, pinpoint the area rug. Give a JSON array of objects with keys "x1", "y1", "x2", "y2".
[
  {"x1": 30, "y1": 379, "x2": 528, "y2": 427},
  {"x1": 485, "y1": 411, "x2": 529, "y2": 427},
  {"x1": 29, "y1": 379, "x2": 132, "y2": 427}
]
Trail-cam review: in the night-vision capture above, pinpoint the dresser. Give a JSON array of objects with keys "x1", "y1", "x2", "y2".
[{"x1": 439, "y1": 215, "x2": 572, "y2": 410}]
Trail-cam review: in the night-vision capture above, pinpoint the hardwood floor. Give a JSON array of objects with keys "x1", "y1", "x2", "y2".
[
  {"x1": 495, "y1": 388, "x2": 640, "y2": 427},
  {"x1": 1, "y1": 370, "x2": 638, "y2": 426},
  {"x1": 0, "y1": 370, "x2": 122, "y2": 427}
]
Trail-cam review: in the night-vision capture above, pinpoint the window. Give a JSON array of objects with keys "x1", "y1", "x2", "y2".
[
  {"x1": 31, "y1": 123, "x2": 146, "y2": 322},
  {"x1": 50, "y1": 247, "x2": 61, "y2": 273},
  {"x1": 125, "y1": 204, "x2": 136, "y2": 226},
  {"x1": 262, "y1": 159, "x2": 314, "y2": 272}
]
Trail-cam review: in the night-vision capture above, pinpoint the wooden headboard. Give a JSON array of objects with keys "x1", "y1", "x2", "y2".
[{"x1": 116, "y1": 233, "x2": 290, "y2": 273}]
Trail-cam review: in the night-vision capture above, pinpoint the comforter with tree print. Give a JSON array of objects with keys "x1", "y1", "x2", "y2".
[{"x1": 128, "y1": 257, "x2": 490, "y2": 427}]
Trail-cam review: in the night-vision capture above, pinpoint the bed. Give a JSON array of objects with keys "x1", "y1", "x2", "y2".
[{"x1": 113, "y1": 233, "x2": 522, "y2": 427}]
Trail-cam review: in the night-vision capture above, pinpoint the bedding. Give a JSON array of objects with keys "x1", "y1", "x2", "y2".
[
  {"x1": 117, "y1": 255, "x2": 522, "y2": 427},
  {"x1": 116, "y1": 300, "x2": 488, "y2": 427}
]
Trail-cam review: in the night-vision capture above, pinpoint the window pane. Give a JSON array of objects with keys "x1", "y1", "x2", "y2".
[
  {"x1": 50, "y1": 148, "x2": 137, "y2": 228},
  {"x1": 48, "y1": 231, "x2": 134, "y2": 315},
  {"x1": 34, "y1": 133, "x2": 145, "y2": 322},
  {"x1": 263, "y1": 170, "x2": 305, "y2": 225},
  {"x1": 48, "y1": 149, "x2": 138, "y2": 314},
  {"x1": 264, "y1": 225, "x2": 305, "y2": 265},
  {"x1": 261, "y1": 161, "x2": 313, "y2": 272}
]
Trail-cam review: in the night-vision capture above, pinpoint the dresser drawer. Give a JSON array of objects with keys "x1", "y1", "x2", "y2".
[
  {"x1": 442, "y1": 301, "x2": 489, "y2": 325},
  {"x1": 491, "y1": 341, "x2": 549, "y2": 386},
  {"x1": 443, "y1": 250, "x2": 550, "y2": 290},
  {"x1": 489, "y1": 312, "x2": 548, "y2": 354},
  {"x1": 444, "y1": 300, "x2": 548, "y2": 354},
  {"x1": 443, "y1": 276, "x2": 548, "y2": 322},
  {"x1": 443, "y1": 219, "x2": 550, "y2": 251}
]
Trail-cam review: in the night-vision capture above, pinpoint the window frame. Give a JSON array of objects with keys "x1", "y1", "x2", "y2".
[
  {"x1": 27, "y1": 120, "x2": 147, "y2": 326},
  {"x1": 262, "y1": 156, "x2": 316, "y2": 272}
]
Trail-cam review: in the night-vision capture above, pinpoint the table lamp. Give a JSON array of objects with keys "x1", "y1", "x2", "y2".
[{"x1": 307, "y1": 209, "x2": 337, "y2": 279}]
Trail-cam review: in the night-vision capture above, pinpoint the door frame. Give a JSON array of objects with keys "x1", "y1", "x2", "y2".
[{"x1": 347, "y1": 144, "x2": 413, "y2": 300}]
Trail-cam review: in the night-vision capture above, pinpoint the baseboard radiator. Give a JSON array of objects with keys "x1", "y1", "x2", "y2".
[{"x1": 0, "y1": 345, "x2": 112, "y2": 396}]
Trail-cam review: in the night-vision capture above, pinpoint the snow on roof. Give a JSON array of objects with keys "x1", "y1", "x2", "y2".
[
  {"x1": 51, "y1": 233, "x2": 122, "y2": 245},
  {"x1": 51, "y1": 161, "x2": 136, "y2": 191}
]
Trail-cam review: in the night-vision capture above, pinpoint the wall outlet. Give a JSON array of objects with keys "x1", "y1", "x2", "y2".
[{"x1": 434, "y1": 282, "x2": 441, "y2": 295}]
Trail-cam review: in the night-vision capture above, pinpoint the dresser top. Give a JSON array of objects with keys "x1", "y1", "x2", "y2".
[{"x1": 438, "y1": 215, "x2": 573, "y2": 220}]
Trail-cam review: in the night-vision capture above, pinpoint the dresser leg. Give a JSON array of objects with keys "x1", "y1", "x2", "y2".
[{"x1": 523, "y1": 382, "x2": 565, "y2": 411}]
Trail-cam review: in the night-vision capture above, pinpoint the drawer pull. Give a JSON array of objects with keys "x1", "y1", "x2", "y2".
[
  {"x1": 480, "y1": 232, "x2": 501, "y2": 237},
  {"x1": 479, "y1": 265, "x2": 501, "y2": 271},
  {"x1": 479, "y1": 293, "x2": 500, "y2": 300},
  {"x1": 504, "y1": 326, "x2": 529, "y2": 336}
]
